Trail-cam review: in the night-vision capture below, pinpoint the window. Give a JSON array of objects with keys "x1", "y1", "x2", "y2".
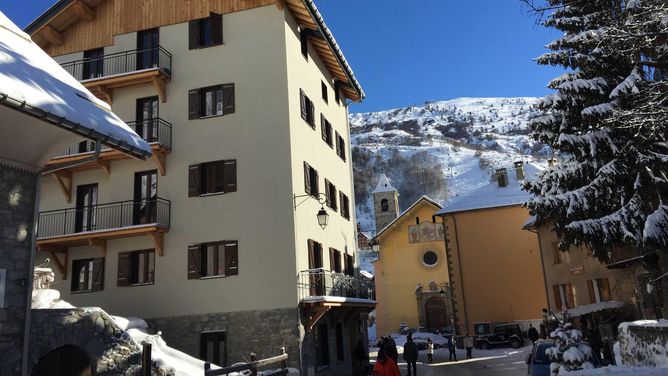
[
  {"x1": 308, "y1": 240, "x2": 324, "y2": 295},
  {"x1": 300, "y1": 28, "x2": 309, "y2": 59},
  {"x1": 344, "y1": 253, "x2": 354, "y2": 276},
  {"x1": 335, "y1": 323, "x2": 344, "y2": 361},
  {"x1": 315, "y1": 324, "x2": 330, "y2": 366},
  {"x1": 200, "y1": 331, "x2": 227, "y2": 366},
  {"x1": 321, "y1": 81, "x2": 328, "y2": 103},
  {"x1": 320, "y1": 115, "x2": 333, "y2": 147},
  {"x1": 380, "y1": 199, "x2": 389, "y2": 212},
  {"x1": 422, "y1": 251, "x2": 438, "y2": 266},
  {"x1": 188, "y1": 241, "x2": 238, "y2": 279},
  {"x1": 71, "y1": 258, "x2": 104, "y2": 293},
  {"x1": 552, "y1": 283, "x2": 574, "y2": 310},
  {"x1": 117, "y1": 249, "x2": 155, "y2": 287},
  {"x1": 339, "y1": 192, "x2": 350, "y2": 220},
  {"x1": 300, "y1": 89, "x2": 315, "y2": 128},
  {"x1": 188, "y1": 160, "x2": 236, "y2": 197},
  {"x1": 188, "y1": 84, "x2": 234, "y2": 119},
  {"x1": 334, "y1": 83, "x2": 341, "y2": 105},
  {"x1": 588, "y1": 278, "x2": 611, "y2": 303},
  {"x1": 303, "y1": 162, "x2": 319, "y2": 197},
  {"x1": 329, "y1": 248, "x2": 341, "y2": 273},
  {"x1": 82, "y1": 48, "x2": 104, "y2": 80},
  {"x1": 324, "y1": 179, "x2": 337, "y2": 210},
  {"x1": 335, "y1": 131, "x2": 346, "y2": 161},
  {"x1": 189, "y1": 13, "x2": 223, "y2": 49}
]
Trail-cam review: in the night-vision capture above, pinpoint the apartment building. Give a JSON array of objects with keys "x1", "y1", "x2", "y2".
[{"x1": 26, "y1": 1, "x2": 374, "y2": 374}]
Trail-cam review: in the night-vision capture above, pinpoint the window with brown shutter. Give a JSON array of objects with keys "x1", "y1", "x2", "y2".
[
  {"x1": 552, "y1": 285, "x2": 561, "y2": 310},
  {"x1": 600, "y1": 278, "x2": 611, "y2": 301},
  {"x1": 118, "y1": 252, "x2": 130, "y2": 287},
  {"x1": 300, "y1": 89, "x2": 315, "y2": 128},
  {"x1": 304, "y1": 162, "x2": 312, "y2": 195},
  {"x1": 188, "y1": 89, "x2": 201, "y2": 120},
  {"x1": 188, "y1": 241, "x2": 238, "y2": 279},
  {"x1": 335, "y1": 132, "x2": 346, "y2": 161},
  {"x1": 222, "y1": 84, "x2": 235, "y2": 114},
  {"x1": 321, "y1": 115, "x2": 333, "y2": 147},
  {"x1": 188, "y1": 160, "x2": 236, "y2": 197},
  {"x1": 328, "y1": 248, "x2": 341, "y2": 273},
  {"x1": 119, "y1": 250, "x2": 155, "y2": 286},
  {"x1": 304, "y1": 162, "x2": 319, "y2": 197},
  {"x1": 224, "y1": 242, "x2": 238, "y2": 276},
  {"x1": 188, "y1": 244, "x2": 202, "y2": 279},
  {"x1": 587, "y1": 280, "x2": 595, "y2": 304},
  {"x1": 189, "y1": 13, "x2": 223, "y2": 49},
  {"x1": 321, "y1": 81, "x2": 328, "y2": 103},
  {"x1": 345, "y1": 254, "x2": 354, "y2": 276},
  {"x1": 339, "y1": 192, "x2": 350, "y2": 220},
  {"x1": 189, "y1": 84, "x2": 235, "y2": 119},
  {"x1": 71, "y1": 258, "x2": 104, "y2": 292},
  {"x1": 325, "y1": 179, "x2": 337, "y2": 210},
  {"x1": 565, "y1": 284, "x2": 575, "y2": 308},
  {"x1": 589, "y1": 278, "x2": 612, "y2": 303}
]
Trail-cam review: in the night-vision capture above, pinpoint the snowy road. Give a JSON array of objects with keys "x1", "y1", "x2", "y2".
[{"x1": 371, "y1": 345, "x2": 531, "y2": 375}]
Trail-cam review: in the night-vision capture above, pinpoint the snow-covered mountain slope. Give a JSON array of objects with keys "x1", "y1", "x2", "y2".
[{"x1": 351, "y1": 97, "x2": 550, "y2": 233}]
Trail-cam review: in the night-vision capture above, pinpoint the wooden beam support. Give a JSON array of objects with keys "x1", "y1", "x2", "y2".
[
  {"x1": 96, "y1": 159, "x2": 111, "y2": 176},
  {"x1": 91, "y1": 86, "x2": 113, "y2": 105},
  {"x1": 52, "y1": 171, "x2": 72, "y2": 203},
  {"x1": 71, "y1": 0, "x2": 95, "y2": 22},
  {"x1": 275, "y1": 0, "x2": 286, "y2": 10},
  {"x1": 47, "y1": 249, "x2": 68, "y2": 279},
  {"x1": 151, "y1": 150, "x2": 166, "y2": 176},
  {"x1": 148, "y1": 232, "x2": 164, "y2": 256},
  {"x1": 151, "y1": 77, "x2": 167, "y2": 103},
  {"x1": 88, "y1": 239, "x2": 107, "y2": 256},
  {"x1": 305, "y1": 306, "x2": 330, "y2": 332},
  {"x1": 40, "y1": 25, "x2": 64, "y2": 46}
]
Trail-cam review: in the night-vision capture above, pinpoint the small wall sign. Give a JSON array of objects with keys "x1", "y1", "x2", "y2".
[{"x1": 570, "y1": 266, "x2": 584, "y2": 275}]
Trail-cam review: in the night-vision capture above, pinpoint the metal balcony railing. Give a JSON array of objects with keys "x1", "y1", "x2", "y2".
[
  {"x1": 37, "y1": 197, "x2": 170, "y2": 239},
  {"x1": 55, "y1": 118, "x2": 172, "y2": 157},
  {"x1": 60, "y1": 46, "x2": 172, "y2": 82},
  {"x1": 298, "y1": 268, "x2": 375, "y2": 301}
]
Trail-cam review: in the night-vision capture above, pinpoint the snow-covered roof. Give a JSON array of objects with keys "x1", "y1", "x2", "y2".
[
  {"x1": 372, "y1": 173, "x2": 398, "y2": 194},
  {"x1": 371, "y1": 195, "x2": 443, "y2": 243},
  {"x1": 360, "y1": 270, "x2": 374, "y2": 279},
  {"x1": 561, "y1": 301, "x2": 626, "y2": 318},
  {"x1": 437, "y1": 163, "x2": 545, "y2": 215},
  {"x1": 523, "y1": 215, "x2": 537, "y2": 230},
  {"x1": 0, "y1": 11, "x2": 151, "y2": 167}
]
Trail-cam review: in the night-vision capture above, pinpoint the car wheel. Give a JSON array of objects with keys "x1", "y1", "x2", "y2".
[
  {"x1": 479, "y1": 342, "x2": 489, "y2": 350},
  {"x1": 510, "y1": 338, "x2": 521, "y2": 349}
]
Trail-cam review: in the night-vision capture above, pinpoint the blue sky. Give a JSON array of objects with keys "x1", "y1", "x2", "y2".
[{"x1": 2, "y1": 0, "x2": 564, "y2": 113}]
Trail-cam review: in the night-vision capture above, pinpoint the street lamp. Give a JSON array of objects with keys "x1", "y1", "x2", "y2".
[{"x1": 294, "y1": 193, "x2": 329, "y2": 230}]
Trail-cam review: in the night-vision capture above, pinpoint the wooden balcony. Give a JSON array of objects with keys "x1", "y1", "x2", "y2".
[
  {"x1": 36, "y1": 198, "x2": 170, "y2": 277},
  {"x1": 45, "y1": 118, "x2": 171, "y2": 202},
  {"x1": 60, "y1": 46, "x2": 172, "y2": 104}
]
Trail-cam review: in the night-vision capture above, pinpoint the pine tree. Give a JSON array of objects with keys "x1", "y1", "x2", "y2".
[
  {"x1": 523, "y1": 0, "x2": 668, "y2": 258},
  {"x1": 546, "y1": 322, "x2": 595, "y2": 374}
]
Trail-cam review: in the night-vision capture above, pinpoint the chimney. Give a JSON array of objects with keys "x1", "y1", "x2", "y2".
[
  {"x1": 514, "y1": 161, "x2": 525, "y2": 180},
  {"x1": 548, "y1": 157, "x2": 557, "y2": 167},
  {"x1": 496, "y1": 168, "x2": 508, "y2": 187}
]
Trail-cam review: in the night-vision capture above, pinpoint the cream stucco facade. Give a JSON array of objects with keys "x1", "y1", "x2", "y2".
[{"x1": 31, "y1": 2, "x2": 370, "y2": 374}]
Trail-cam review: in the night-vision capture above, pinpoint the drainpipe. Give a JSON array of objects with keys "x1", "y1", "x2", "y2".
[
  {"x1": 526, "y1": 226, "x2": 551, "y2": 313},
  {"x1": 451, "y1": 215, "x2": 470, "y2": 335},
  {"x1": 20, "y1": 138, "x2": 104, "y2": 375}
]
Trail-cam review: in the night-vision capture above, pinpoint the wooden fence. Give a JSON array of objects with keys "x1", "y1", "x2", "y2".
[{"x1": 204, "y1": 347, "x2": 289, "y2": 376}]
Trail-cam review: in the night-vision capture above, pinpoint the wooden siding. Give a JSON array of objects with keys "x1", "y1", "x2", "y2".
[{"x1": 38, "y1": 0, "x2": 274, "y2": 56}]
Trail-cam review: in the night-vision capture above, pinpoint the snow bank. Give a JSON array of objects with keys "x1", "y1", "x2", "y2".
[
  {"x1": 563, "y1": 366, "x2": 668, "y2": 375},
  {"x1": 618, "y1": 320, "x2": 668, "y2": 368},
  {"x1": 32, "y1": 289, "x2": 74, "y2": 309}
]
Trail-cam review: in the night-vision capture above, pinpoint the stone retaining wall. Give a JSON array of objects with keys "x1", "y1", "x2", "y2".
[{"x1": 619, "y1": 323, "x2": 668, "y2": 367}]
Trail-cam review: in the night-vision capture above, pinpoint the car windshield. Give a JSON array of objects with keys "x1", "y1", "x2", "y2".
[{"x1": 533, "y1": 344, "x2": 552, "y2": 365}]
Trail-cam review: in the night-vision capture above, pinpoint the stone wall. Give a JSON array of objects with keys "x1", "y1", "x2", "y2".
[
  {"x1": 0, "y1": 164, "x2": 37, "y2": 375},
  {"x1": 619, "y1": 322, "x2": 668, "y2": 367},
  {"x1": 147, "y1": 307, "x2": 301, "y2": 369}
]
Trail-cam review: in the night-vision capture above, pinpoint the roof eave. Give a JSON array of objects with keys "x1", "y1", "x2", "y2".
[{"x1": 24, "y1": 0, "x2": 71, "y2": 34}]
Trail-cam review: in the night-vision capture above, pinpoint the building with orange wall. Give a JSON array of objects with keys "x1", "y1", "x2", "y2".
[{"x1": 436, "y1": 162, "x2": 548, "y2": 335}]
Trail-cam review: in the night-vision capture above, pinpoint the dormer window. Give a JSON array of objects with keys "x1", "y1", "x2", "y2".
[{"x1": 381, "y1": 199, "x2": 389, "y2": 212}]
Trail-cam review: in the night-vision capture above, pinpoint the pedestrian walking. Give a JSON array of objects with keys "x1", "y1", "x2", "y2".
[
  {"x1": 402, "y1": 333, "x2": 418, "y2": 376},
  {"x1": 426, "y1": 338, "x2": 434, "y2": 364},
  {"x1": 383, "y1": 336, "x2": 399, "y2": 364},
  {"x1": 528, "y1": 324, "x2": 539, "y2": 344},
  {"x1": 463, "y1": 333, "x2": 474, "y2": 359},
  {"x1": 448, "y1": 335, "x2": 457, "y2": 362},
  {"x1": 539, "y1": 322, "x2": 547, "y2": 339},
  {"x1": 373, "y1": 348, "x2": 400, "y2": 376}
]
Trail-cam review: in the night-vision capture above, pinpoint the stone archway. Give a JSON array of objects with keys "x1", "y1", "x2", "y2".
[
  {"x1": 32, "y1": 344, "x2": 92, "y2": 376},
  {"x1": 424, "y1": 297, "x2": 448, "y2": 332}
]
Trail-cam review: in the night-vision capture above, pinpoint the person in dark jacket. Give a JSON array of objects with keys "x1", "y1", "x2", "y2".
[
  {"x1": 383, "y1": 336, "x2": 399, "y2": 364},
  {"x1": 448, "y1": 336, "x2": 457, "y2": 361},
  {"x1": 403, "y1": 333, "x2": 418, "y2": 376},
  {"x1": 528, "y1": 324, "x2": 539, "y2": 344}
]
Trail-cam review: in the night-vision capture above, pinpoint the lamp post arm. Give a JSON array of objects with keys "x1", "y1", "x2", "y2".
[{"x1": 293, "y1": 193, "x2": 327, "y2": 209}]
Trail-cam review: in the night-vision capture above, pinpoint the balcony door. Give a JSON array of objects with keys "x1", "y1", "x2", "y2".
[
  {"x1": 137, "y1": 28, "x2": 159, "y2": 70},
  {"x1": 308, "y1": 241, "x2": 324, "y2": 296},
  {"x1": 136, "y1": 96, "x2": 159, "y2": 142},
  {"x1": 82, "y1": 48, "x2": 104, "y2": 80},
  {"x1": 133, "y1": 170, "x2": 158, "y2": 225},
  {"x1": 75, "y1": 184, "x2": 98, "y2": 233}
]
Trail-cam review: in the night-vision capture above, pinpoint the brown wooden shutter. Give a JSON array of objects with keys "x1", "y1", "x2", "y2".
[
  {"x1": 601, "y1": 278, "x2": 611, "y2": 301},
  {"x1": 187, "y1": 244, "x2": 202, "y2": 279},
  {"x1": 304, "y1": 162, "x2": 311, "y2": 195},
  {"x1": 223, "y1": 160, "x2": 237, "y2": 193},
  {"x1": 331, "y1": 183, "x2": 337, "y2": 210},
  {"x1": 552, "y1": 285, "x2": 561, "y2": 310},
  {"x1": 188, "y1": 20, "x2": 200, "y2": 49},
  {"x1": 308, "y1": 100, "x2": 315, "y2": 127},
  {"x1": 188, "y1": 164, "x2": 201, "y2": 197},
  {"x1": 324, "y1": 180, "x2": 332, "y2": 207},
  {"x1": 117, "y1": 252, "x2": 131, "y2": 287},
  {"x1": 321, "y1": 114, "x2": 327, "y2": 140},
  {"x1": 587, "y1": 280, "x2": 595, "y2": 303},
  {"x1": 329, "y1": 248, "x2": 335, "y2": 272},
  {"x1": 222, "y1": 84, "x2": 235, "y2": 114},
  {"x1": 565, "y1": 284, "x2": 574, "y2": 308},
  {"x1": 92, "y1": 258, "x2": 104, "y2": 291},
  {"x1": 340, "y1": 137, "x2": 346, "y2": 161},
  {"x1": 335, "y1": 131, "x2": 342, "y2": 156},
  {"x1": 313, "y1": 168, "x2": 319, "y2": 195},
  {"x1": 339, "y1": 191, "x2": 345, "y2": 216},
  {"x1": 188, "y1": 89, "x2": 201, "y2": 119},
  {"x1": 224, "y1": 242, "x2": 238, "y2": 276},
  {"x1": 300, "y1": 89, "x2": 307, "y2": 120},
  {"x1": 308, "y1": 240, "x2": 315, "y2": 269},
  {"x1": 210, "y1": 12, "x2": 223, "y2": 45}
]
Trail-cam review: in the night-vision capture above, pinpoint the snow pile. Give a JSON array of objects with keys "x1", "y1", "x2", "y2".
[
  {"x1": 563, "y1": 366, "x2": 668, "y2": 375},
  {"x1": 617, "y1": 320, "x2": 668, "y2": 368}
]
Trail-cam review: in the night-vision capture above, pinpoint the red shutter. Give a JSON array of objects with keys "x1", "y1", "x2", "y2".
[
  {"x1": 210, "y1": 12, "x2": 223, "y2": 45},
  {"x1": 117, "y1": 252, "x2": 131, "y2": 287},
  {"x1": 188, "y1": 164, "x2": 201, "y2": 197},
  {"x1": 225, "y1": 242, "x2": 238, "y2": 276},
  {"x1": 223, "y1": 160, "x2": 237, "y2": 193},
  {"x1": 188, "y1": 89, "x2": 201, "y2": 119},
  {"x1": 188, "y1": 20, "x2": 200, "y2": 49},
  {"x1": 601, "y1": 279, "x2": 611, "y2": 301},
  {"x1": 92, "y1": 258, "x2": 104, "y2": 291},
  {"x1": 222, "y1": 84, "x2": 235, "y2": 114},
  {"x1": 187, "y1": 244, "x2": 202, "y2": 279},
  {"x1": 587, "y1": 280, "x2": 596, "y2": 303},
  {"x1": 304, "y1": 162, "x2": 311, "y2": 195},
  {"x1": 552, "y1": 285, "x2": 561, "y2": 310},
  {"x1": 565, "y1": 284, "x2": 575, "y2": 308}
]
